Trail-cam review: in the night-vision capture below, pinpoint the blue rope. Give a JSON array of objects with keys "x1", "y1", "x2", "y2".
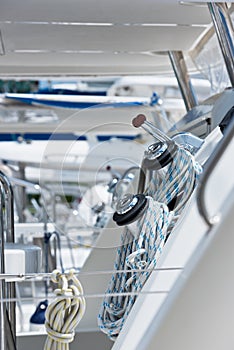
[{"x1": 98, "y1": 147, "x2": 202, "y2": 340}]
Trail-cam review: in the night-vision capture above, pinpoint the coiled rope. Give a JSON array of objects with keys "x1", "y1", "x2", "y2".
[
  {"x1": 98, "y1": 147, "x2": 202, "y2": 340},
  {"x1": 44, "y1": 269, "x2": 86, "y2": 350},
  {"x1": 147, "y1": 147, "x2": 202, "y2": 214}
]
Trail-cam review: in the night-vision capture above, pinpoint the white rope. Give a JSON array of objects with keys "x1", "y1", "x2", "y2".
[
  {"x1": 44, "y1": 269, "x2": 86, "y2": 350},
  {"x1": 98, "y1": 147, "x2": 202, "y2": 340}
]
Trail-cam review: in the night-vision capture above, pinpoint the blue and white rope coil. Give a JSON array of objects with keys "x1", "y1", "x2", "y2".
[{"x1": 98, "y1": 147, "x2": 202, "y2": 340}]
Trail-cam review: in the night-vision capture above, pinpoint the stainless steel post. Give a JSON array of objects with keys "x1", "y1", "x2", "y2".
[
  {"x1": 137, "y1": 162, "x2": 147, "y2": 194},
  {"x1": 168, "y1": 50, "x2": 198, "y2": 112},
  {"x1": 16, "y1": 162, "x2": 27, "y2": 223},
  {"x1": 208, "y1": 2, "x2": 234, "y2": 87},
  {"x1": 0, "y1": 187, "x2": 7, "y2": 349},
  {"x1": 0, "y1": 172, "x2": 16, "y2": 349}
]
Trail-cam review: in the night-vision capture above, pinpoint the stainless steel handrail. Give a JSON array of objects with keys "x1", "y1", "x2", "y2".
[
  {"x1": 0, "y1": 171, "x2": 16, "y2": 349},
  {"x1": 9, "y1": 177, "x2": 56, "y2": 223},
  {"x1": 168, "y1": 50, "x2": 198, "y2": 112},
  {"x1": 208, "y1": 2, "x2": 234, "y2": 87},
  {"x1": 137, "y1": 160, "x2": 147, "y2": 194},
  {"x1": 0, "y1": 188, "x2": 7, "y2": 350},
  {"x1": 197, "y1": 118, "x2": 234, "y2": 227}
]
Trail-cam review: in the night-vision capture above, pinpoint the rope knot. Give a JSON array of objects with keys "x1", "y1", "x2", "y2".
[
  {"x1": 45, "y1": 322, "x2": 75, "y2": 344},
  {"x1": 106, "y1": 303, "x2": 123, "y2": 316},
  {"x1": 125, "y1": 249, "x2": 148, "y2": 290},
  {"x1": 126, "y1": 249, "x2": 146, "y2": 269},
  {"x1": 51, "y1": 269, "x2": 62, "y2": 284},
  {"x1": 66, "y1": 268, "x2": 76, "y2": 281}
]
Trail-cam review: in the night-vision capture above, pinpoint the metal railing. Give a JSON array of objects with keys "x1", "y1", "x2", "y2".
[
  {"x1": 0, "y1": 171, "x2": 16, "y2": 350},
  {"x1": 208, "y1": 2, "x2": 234, "y2": 87},
  {"x1": 197, "y1": 117, "x2": 234, "y2": 227}
]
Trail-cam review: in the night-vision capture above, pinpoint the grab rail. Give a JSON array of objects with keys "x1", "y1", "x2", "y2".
[
  {"x1": 9, "y1": 177, "x2": 55, "y2": 223},
  {"x1": 208, "y1": 2, "x2": 234, "y2": 87},
  {"x1": 197, "y1": 118, "x2": 234, "y2": 227},
  {"x1": 0, "y1": 171, "x2": 16, "y2": 349}
]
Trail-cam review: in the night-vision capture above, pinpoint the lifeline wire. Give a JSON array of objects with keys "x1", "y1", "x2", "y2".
[
  {"x1": 0, "y1": 289, "x2": 171, "y2": 304},
  {"x1": 98, "y1": 146, "x2": 202, "y2": 340},
  {"x1": 0, "y1": 266, "x2": 182, "y2": 281},
  {"x1": 44, "y1": 269, "x2": 86, "y2": 350}
]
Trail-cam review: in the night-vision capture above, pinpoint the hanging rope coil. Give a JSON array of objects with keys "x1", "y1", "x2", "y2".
[
  {"x1": 98, "y1": 199, "x2": 172, "y2": 340},
  {"x1": 98, "y1": 146, "x2": 202, "y2": 340},
  {"x1": 44, "y1": 269, "x2": 86, "y2": 350}
]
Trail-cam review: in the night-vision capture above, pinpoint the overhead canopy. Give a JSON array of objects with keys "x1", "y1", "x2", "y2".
[{"x1": 0, "y1": 0, "x2": 213, "y2": 77}]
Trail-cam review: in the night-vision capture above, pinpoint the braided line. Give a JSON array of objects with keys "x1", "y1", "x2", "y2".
[
  {"x1": 44, "y1": 270, "x2": 86, "y2": 350},
  {"x1": 98, "y1": 199, "x2": 171, "y2": 340},
  {"x1": 98, "y1": 147, "x2": 202, "y2": 340}
]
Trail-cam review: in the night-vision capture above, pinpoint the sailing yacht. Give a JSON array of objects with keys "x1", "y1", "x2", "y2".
[{"x1": 0, "y1": 1, "x2": 233, "y2": 350}]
